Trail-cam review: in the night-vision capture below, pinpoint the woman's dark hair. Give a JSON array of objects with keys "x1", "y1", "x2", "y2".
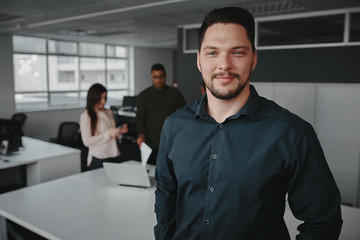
[
  {"x1": 86, "y1": 83, "x2": 107, "y2": 135},
  {"x1": 198, "y1": 7, "x2": 255, "y2": 51}
]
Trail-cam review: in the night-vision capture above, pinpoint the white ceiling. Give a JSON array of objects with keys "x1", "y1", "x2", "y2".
[{"x1": 0, "y1": 0, "x2": 359, "y2": 48}]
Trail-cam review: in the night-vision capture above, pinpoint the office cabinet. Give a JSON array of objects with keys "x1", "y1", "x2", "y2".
[
  {"x1": 274, "y1": 84, "x2": 317, "y2": 127},
  {"x1": 315, "y1": 85, "x2": 360, "y2": 207},
  {"x1": 253, "y1": 82, "x2": 360, "y2": 207},
  {"x1": 253, "y1": 83, "x2": 316, "y2": 127},
  {"x1": 252, "y1": 82, "x2": 274, "y2": 100}
]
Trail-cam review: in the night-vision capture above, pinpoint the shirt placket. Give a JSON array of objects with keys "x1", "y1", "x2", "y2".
[{"x1": 201, "y1": 122, "x2": 224, "y2": 239}]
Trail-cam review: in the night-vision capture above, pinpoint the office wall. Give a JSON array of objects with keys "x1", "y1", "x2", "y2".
[
  {"x1": 0, "y1": 38, "x2": 175, "y2": 139},
  {"x1": 251, "y1": 46, "x2": 360, "y2": 83},
  {"x1": 24, "y1": 108, "x2": 84, "y2": 139},
  {"x1": 134, "y1": 47, "x2": 175, "y2": 95},
  {"x1": 0, "y1": 35, "x2": 16, "y2": 118},
  {"x1": 176, "y1": 28, "x2": 203, "y2": 103}
]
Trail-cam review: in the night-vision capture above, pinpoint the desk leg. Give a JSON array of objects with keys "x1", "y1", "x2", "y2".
[
  {"x1": 0, "y1": 216, "x2": 8, "y2": 240},
  {"x1": 26, "y1": 163, "x2": 41, "y2": 186}
]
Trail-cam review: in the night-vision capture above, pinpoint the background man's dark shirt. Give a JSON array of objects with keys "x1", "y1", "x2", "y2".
[{"x1": 136, "y1": 85, "x2": 186, "y2": 150}]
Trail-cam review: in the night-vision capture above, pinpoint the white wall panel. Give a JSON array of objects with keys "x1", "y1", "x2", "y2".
[
  {"x1": 274, "y1": 83, "x2": 316, "y2": 127},
  {"x1": 316, "y1": 85, "x2": 360, "y2": 207},
  {"x1": 252, "y1": 82, "x2": 275, "y2": 100},
  {"x1": 134, "y1": 47, "x2": 174, "y2": 95},
  {"x1": 0, "y1": 35, "x2": 16, "y2": 118}
]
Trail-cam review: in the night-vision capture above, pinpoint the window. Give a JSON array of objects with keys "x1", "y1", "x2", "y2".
[
  {"x1": 13, "y1": 36, "x2": 131, "y2": 110},
  {"x1": 79, "y1": 42, "x2": 105, "y2": 57},
  {"x1": 182, "y1": 8, "x2": 360, "y2": 53},
  {"x1": 48, "y1": 56, "x2": 78, "y2": 91},
  {"x1": 350, "y1": 12, "x2": 360, "y2": 42},
  {"x1": 79, "y1": 57, "x2": 106, "y2": 90},
  {"x1": 183, "y1": 25, "x2": 200, "y2": 53},
  {"x1": 13, "y1": 36, "x2": 46, "y2": 53},
  {"x1": 48, "y1": 40, "x2": 77, "y2": 55},
  {"x1": 13, "y1": 54, "x2": 47, "y2": 92},
  {"x1": 258, "y1": 14, "x2": 345, "y2": 46},
  {"x1": 107, "y1": 45, "x2": 127, "y2": 58},
  {"x1": 106, "y1": 58, "x2": 128, "y2": 89}
]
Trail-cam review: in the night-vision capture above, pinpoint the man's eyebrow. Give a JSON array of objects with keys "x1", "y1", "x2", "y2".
[
  {"x1": 201, "y1": 45, "x2": 250, "y2": 50},
  {"x1": 202, "y1": 46, "x2": 218, "y2": 50},
  {"x1": 232, "y1": 46, "x2": 250, "y2": 50}
]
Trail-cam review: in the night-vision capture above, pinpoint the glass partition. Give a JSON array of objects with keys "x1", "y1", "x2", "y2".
[{"x1": 258, "y1": 14, "x2": 345, "y2": 46}]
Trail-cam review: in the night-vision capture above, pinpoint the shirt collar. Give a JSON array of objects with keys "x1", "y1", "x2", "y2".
[
  {"x1": 195, "y1": 94, "x2": 210, "y2": 120},
  {"x1": 195, "y1": 84, "x2": 260, "y2": 121}
]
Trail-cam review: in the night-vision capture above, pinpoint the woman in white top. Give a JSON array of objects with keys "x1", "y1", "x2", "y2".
[{"x1": 80, "y1": 83, "x2": 128, "y2": 170}]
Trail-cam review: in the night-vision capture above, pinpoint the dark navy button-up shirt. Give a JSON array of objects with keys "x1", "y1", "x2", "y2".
[{"x1": 154, "y1": 85, "x2": 342, "y2": 240}]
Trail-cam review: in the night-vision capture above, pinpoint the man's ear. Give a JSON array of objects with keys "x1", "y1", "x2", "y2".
[
  {"x1": 197, "y1": 51, "x2": 201, "y2": 72},
  {"x1": 251, "y1": 50, "x2": 257, "y2": 71}
]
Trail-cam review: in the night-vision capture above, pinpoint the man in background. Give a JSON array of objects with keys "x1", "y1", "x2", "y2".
[
  {"x1": 136, "y1": 63, "x2": 186, "y2": 165},
  {"x1": 154, "y1": 7, "x2": 342, "y2": 240}
]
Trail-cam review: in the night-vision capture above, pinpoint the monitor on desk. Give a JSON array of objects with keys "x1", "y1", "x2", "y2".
[
  {"x1": 122, "y1": 96, "x2": 137, "y2": 111},
  {"x1": 0, "y1": 119, "x2": 23, "y2": 154}
]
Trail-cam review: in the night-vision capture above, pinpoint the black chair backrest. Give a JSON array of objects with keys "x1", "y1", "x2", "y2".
[
  {"x1": 122, "y1": 96, "x2": 137, "y2": 109},
  {"x1": 110, "y1": 105, "x2": 118, "y2": 114},
  {"x1": 57, "y1": 121, "x2": 80, "y2": 147},
  {"x1": 76, "y1": 132, "x2": 89, "y2": 172},
  {"x1": 11, "y1": 113, "x2": 28, "y2": 127},
  {"x1": 11, "y1": 113, "x2": 28, "y2": 136}
]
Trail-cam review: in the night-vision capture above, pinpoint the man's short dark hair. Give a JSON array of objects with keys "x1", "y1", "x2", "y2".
[
  {"x1": 198, "y1": 7, "x2": 255, "y2": 51},
  {"x1": 151, "y1": 63, "x2": 166, "y2": 74}
]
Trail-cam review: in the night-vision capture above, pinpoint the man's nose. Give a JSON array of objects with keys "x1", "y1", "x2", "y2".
[{"x1": 218, "y1": 54, "x2": 232, "y2": 70}]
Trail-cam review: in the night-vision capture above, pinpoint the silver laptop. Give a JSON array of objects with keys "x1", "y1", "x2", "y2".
[
  {"x1": 103, "y1": 161, "x2": 154, "y2": 188},
  {"x1": 103, "y1": 143, "x2": 154, "y2": 188}
]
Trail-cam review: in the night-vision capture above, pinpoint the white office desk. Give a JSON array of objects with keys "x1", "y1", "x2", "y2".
[
  {"x1": 0, "y1": 167, "x2": 156, "y2": 240},
  {"x1": 117, "y1": 110, "x2": 136, "y2": 118},
  {"x1": 0, "y1": 137, "x2": 80, "y2": 185},
  {"x1": 0, "y1": 166, "x2": 359, "y2": 240}
]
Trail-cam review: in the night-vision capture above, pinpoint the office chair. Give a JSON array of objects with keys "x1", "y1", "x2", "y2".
[
  {"x1": 122, "y1": 96, "x2": 137, "y2": 111},
  {"x1": 56, "y1": 121, "x2": 80, "y2": 148},
  {"x1": 11, "y1": 112, "x2": 28, "y2": 135},
  {"x1": 75, "y1": 132, "x2": 89, "y2": 172}
]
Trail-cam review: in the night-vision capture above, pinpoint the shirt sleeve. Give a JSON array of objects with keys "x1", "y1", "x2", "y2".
[
  {"x1": 287, "y1": 124, "x2": 343, "y2": 240},
  {"x1": 154, "y1": 120, "x2": 178, "y2": 240},
  {"x1": 79, "y1": 111, "x2": 111, "y2": 148},
  {"x1": 135, "y1": 93, "x2": 147, "y2": 135}
]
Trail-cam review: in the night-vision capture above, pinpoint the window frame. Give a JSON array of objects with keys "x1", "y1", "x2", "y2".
[
  {"x1": 182, "y1": 7, "x2": 360, "y2": 53},
  {"x1": 13, "y1": 36, "x2": 131, "y2": 111}
]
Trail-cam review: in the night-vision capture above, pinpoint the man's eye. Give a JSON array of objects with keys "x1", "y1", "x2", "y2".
[
  {"x1": 206, "y1": 51, "x2": 216, "y2": 56},
  {"x1": 234, "y1": 51, "x2": 245, "y2": 55}
]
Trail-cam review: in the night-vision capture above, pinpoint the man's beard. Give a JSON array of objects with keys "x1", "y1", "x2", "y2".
[{"x1": 206, "y1": 72, "x2": 250, "y2": 100}]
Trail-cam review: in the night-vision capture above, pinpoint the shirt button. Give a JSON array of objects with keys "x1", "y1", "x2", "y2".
[
  {"x1": 219, "y1": 124, "x2": 223, "y2": 128},
  {"x1": 209, "y1": 187, "x2": 215, "y2": 192},
  {"x1": 205, "y1": 219, "x2": 210, "y2": 224},
  {"x1": 212, "y1": 154, "x2": 217, "y2": 160}
]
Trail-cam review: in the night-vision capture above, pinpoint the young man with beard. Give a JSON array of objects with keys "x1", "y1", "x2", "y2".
[{"x1": 154, "y1": 6, "x2": 342, "y2": 240}]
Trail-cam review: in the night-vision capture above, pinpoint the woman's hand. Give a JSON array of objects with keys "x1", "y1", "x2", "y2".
[
  {"x1": 109, "y1": 128, "x2": 120, "y2": 138},
  {"x1": 109, "y1": 124, "x2": 129, "y2": 139},
  {"x1": 118, "y1": 124, "x2": 129, "y2": 135}
]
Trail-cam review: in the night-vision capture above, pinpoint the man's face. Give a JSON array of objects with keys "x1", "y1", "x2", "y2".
[
  {"x1": 197, "y1": 23, "x2": 257, "y2": 100},
  {"x1": 151, "y1": 69, "x2": 166, "y2": 90}
]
